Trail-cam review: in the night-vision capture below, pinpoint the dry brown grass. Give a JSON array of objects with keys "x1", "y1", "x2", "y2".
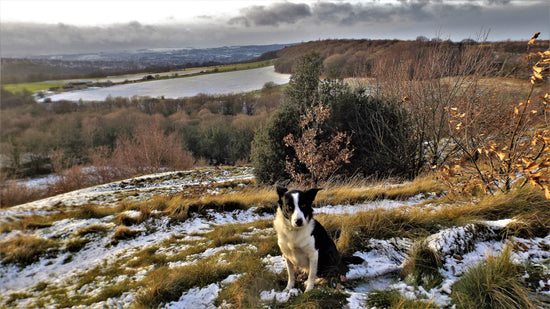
[
  {"x1": 111, "y1": 226, "x2": 141, "y2": 243},
  {"x1": 75, "y1": 224, "x2": 111, "y2": 237},
  {"x1": 402, "y1": 240, "x2": 443, "y2": 289},
  {"x1": 366, "y1": 289, "x2": 438, "y2": 309},
  {"x1": 0, "y1": 235, "x2": 59, "y2": 267},
  {"x1": 0, "y1": 211, "x2": 77, "y2": 234},
  {"x1": 317, "y1": 205, "x2": 458, "y2": 257},
  {"x1": 317, "y1": 175, "x2": 446, "y2": 206},
  {"x1": 165, "y1": 187, "x2": 277, "y2": 221},
  {"x1": 317, "y1": 184, "x2": 549, "y2": 256},
  {"x1": 451, "y1": 245, "x2": 536, "y2": 309},
  {"x1": 135, "y1": 253, "x2": 241, "y2": 308}
]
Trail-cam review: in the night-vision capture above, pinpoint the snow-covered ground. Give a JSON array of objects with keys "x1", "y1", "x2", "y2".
[{"x1": 1, "y1": 167, "x2": 549, "y2": 308}]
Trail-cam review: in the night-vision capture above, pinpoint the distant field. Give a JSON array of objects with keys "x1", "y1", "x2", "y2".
[
  {"x1": 2, "y1": 81, "x2": 66, "y2": 94},
  {"x1": 2, "y1": 59, "x2": 275, "y2": 94}
]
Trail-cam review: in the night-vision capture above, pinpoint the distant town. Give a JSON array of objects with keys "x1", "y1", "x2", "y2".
[{"x1": 1, "y1": 44, "x2": 292, "y2": 83}]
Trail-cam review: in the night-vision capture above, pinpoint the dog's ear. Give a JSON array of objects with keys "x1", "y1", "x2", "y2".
[
  {"x1": 302, "y1": 188, "x2": 322, "y2": 205},
  {"x1": 276, "y1": 185, "x2": 288, "y2": 204}
]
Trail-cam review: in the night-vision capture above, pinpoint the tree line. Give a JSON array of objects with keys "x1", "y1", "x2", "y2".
[
  {"x1": 0, "y1": 86, "x2": 282, "y2": 178},
  {"x1": 271, "y1": 38, "x2": 548, "y2": 79}
]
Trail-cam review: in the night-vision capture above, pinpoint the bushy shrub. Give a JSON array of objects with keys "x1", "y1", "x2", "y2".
[
  {"x1": 252, "y1": 54, "x2": 420, "y2": 184},
  {"x1": 329, "y1": 86, "x2": 421, "y2": 178},
  {"x1": 251, "y1": 101, "x2": 301, "y2": 184}
]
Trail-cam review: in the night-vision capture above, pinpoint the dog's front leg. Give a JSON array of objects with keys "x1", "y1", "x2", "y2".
[
  {"x1": 305, "y1": 250, "x2": 319, "y2": 292},
  {"x1": 284, "y1": 258, "x2": 295, "y2": 291}
]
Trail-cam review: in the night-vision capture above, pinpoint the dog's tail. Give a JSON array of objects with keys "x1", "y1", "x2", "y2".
[{"x1": 342, "y1": 255, "x2": 365, "y2": 265}]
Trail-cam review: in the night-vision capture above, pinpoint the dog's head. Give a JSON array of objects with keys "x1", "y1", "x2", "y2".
[{"x1": 276, "y1": 185, "x2": 321, "y2": 228}]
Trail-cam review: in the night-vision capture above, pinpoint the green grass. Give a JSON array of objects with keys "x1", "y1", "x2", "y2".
[{"x1": 2, "y1": 81, "x2": 66, "y2": 93}]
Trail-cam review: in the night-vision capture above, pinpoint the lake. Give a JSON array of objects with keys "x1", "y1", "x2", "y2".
[{"x1": 43, "y1": 66, "x2": 290, "y2": 102}]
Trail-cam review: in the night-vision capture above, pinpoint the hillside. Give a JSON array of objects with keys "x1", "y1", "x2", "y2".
[
  {"x1": 1, "y1": 166, "x2": 549, "y2": 308},
  {"x1": 270, "y1": 39, "x2": 549, "y2": 78}
]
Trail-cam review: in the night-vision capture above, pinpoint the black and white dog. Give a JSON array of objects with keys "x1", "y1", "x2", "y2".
[{"x1": 274, "y1": 186, "x2": 351, "y2": 292}]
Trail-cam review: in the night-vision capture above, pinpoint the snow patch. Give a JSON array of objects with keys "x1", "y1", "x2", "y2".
[{"x1": 260, "y1": 288, "x2": 300, "y2": 303}]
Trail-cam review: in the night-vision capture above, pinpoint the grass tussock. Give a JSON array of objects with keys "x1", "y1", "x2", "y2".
[
  {"x1": 0, "y1": 235, "x2": 59, "y2": 267},
  {"x1": 451, "y1": 245, "x2": 536, "y2": 309},
  {"x1": 504, "y1": 212, "x2": 550, "y2": 238},
  {"x1": 216, "y1": 254, "x2": 283, "y2": 308},
  {"x1": 366, "y1": 289, "x2": 438, "y2": 309},
  {"x1": 116, "y1": 204, "x2": 156, "y2": 226},
  {"x1": 162, "y1": 177, "x2": 445, "y2": 222},
  {"x1": 402, "y1": 241, "x2": 443, "y2": 289},
  {"x1": 86, "y1": 280, "x2": 133, "y2": 305},
  {"x1": 135, "y1": 256, "x2": 235, "y2": 308},
  {"x1": 111, "y1": 226, "x2": 142, "y2": 243},
  {"x1": 75, "y1": 203, "x2": 124, "y2": 219},
  {"x1": 285, "y1": 287, "x2": 349, "y2": 309},
  {"x1": 65, "y1": 237, "x2": 90, "y2": 253},
  {"x1": 126, "y1": 246, "x2": 167, "y2": 268},
  {"x1": 204, "y1": 224, "x2": 247, "y2": 247},
  {"x1": 75, "y1": 224, "x2": 111, "y2": 237}
]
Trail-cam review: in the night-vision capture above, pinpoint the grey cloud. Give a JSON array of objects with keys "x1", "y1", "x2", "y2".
[
  {"x1": 1, "y1": 22, "x2": 192, "y2": 56},
  {"x1": 230, "y1": 2, "x2": 311, "y2": 27},
  {"x1": 228, "y1": 1, "x2": 479, "y2": 27},
  {"x1": 1, "y1": 1, "x2": 546, "y2": 57},
  {"x1": 483, "y1": 0, "x2": 512, "y2": 4}
]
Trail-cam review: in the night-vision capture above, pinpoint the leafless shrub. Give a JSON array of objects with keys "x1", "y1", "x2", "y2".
[
  {"x1": 373, "y1": 33, "x2": 496, "y2": 169},
  {"x1": 284, "y1": 103, "x2": 353, "y2": 186},
  {"x1": 440, "y1": 33, "x2": 550, "y2": 198},
  {"x1": 111, "y1": 118, "x2": 195, "y2": 174},
  {"x1": 0, "y1": 173, "x2": 47, "y2": 208}
]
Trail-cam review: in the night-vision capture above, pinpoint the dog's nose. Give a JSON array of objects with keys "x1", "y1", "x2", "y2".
[{"x1": 295, "y1": 218, "x2": 303, "y2": 226}]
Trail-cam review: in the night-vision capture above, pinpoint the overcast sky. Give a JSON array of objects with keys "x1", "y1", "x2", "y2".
[{"x1": 0, "y1": 0, "x2": 548, "y2": 57}]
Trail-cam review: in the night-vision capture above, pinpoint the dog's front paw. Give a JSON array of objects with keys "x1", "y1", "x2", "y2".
[{"x1": 304, "y1": 283, "x2": 314, "y2": 293}]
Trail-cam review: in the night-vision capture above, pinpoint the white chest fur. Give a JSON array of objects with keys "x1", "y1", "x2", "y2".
[{"x1": 274, "y1": 209, "x2": 316, "y2": 270}]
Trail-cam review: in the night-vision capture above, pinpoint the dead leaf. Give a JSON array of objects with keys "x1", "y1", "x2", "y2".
[{"x1": 528, "y1": 32, "x2": 540, "y2": 45}]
